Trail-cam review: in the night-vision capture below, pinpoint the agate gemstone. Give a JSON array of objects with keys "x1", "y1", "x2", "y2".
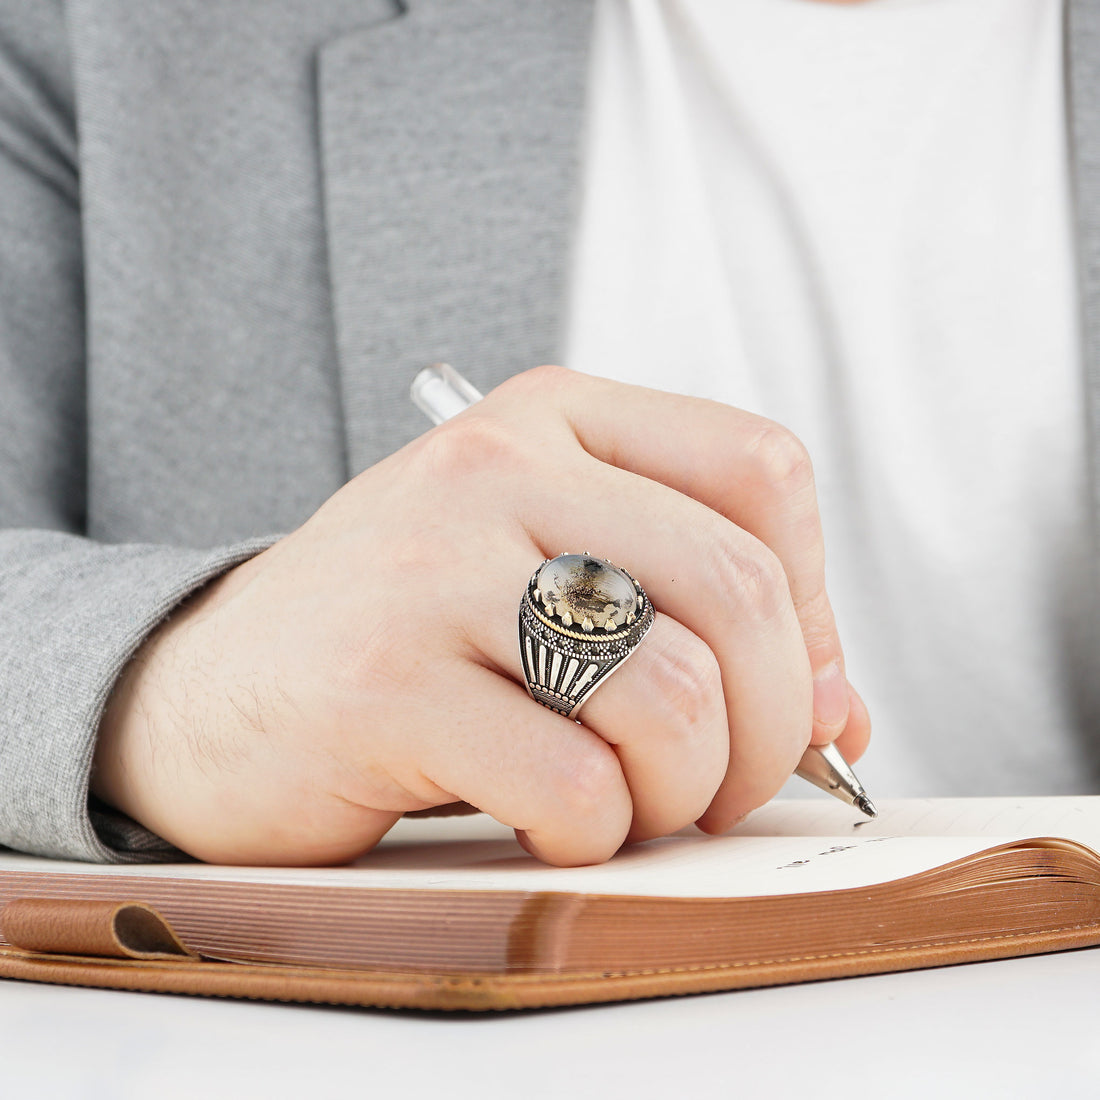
[{"x1": 535, "y1": 554, "x2": 639, "y2": 632}]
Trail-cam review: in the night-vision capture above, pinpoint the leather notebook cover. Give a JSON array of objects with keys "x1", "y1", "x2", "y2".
[{"x1": 2, "y1": 895, "x2": 1099, "y2": 1012}]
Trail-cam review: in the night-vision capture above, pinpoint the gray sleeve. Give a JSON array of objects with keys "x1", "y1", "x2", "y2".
[
  {"x1": 0, "y1": 534, "x2": 278, "y2": 862},
  {"x1": 0, "y1": 3, "x2": 275, "y2": 862}
]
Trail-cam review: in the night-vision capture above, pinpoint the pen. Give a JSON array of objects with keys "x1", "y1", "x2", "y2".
[{"x1": 410, "y1": 363, "x2": 878, "y2": 819}]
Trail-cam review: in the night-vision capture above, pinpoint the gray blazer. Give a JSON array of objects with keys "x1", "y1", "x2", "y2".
[{"x1": 1, "y1": 1, "x2": 1098, "y2": 860}]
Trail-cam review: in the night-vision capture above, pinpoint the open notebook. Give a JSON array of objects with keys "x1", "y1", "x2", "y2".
[{"x1": 1, "y1": 797, "x2": 1098, "y2": 1010}]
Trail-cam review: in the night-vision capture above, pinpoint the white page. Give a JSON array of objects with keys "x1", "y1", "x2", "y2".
[{"x1": 1, "y1": 797, "x2": 1097, "y2": 899}]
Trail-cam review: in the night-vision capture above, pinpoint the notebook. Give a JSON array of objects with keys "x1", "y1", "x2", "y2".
[{"x1": 1, "y1": 797, "x2": 1098, "y2": 1010}]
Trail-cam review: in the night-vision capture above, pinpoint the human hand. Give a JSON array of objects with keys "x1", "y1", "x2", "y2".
[{"x1": 91, "y1": 366, "x2": 870, "y2": 866}]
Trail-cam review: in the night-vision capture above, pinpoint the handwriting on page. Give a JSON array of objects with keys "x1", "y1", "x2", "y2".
[{"x1": 777, "y1": 840, "x2": 890, "y2": 870}]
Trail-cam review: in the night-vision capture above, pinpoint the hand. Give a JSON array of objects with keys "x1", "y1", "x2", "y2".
[{"x1": 92, "y1": 366, "x2": 870, "y2": 866}]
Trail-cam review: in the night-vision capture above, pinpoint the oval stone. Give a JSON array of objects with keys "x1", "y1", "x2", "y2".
[{"x1": 536, "y1": 554, "x2": 638, "y2": 631}]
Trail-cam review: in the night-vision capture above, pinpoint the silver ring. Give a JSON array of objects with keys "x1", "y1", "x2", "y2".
[{"x1": 518, "y1": 552, "x2": 656, "y2": 719}]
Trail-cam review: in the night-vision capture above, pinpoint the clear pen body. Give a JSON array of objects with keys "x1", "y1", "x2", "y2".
[{"x1": 410, "y1": 363, "x2": 483, "y2": 425}]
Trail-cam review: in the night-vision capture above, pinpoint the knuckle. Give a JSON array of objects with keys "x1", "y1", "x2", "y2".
[
  {"x1": 797, "y1": 588, "x2": 839, "y2": 648},
  {"x1": 497, "y1": 362, "x2": 573, "y2": 400},
  {"x1": 711, "y1": 538, "x2": 790, "y2": 623},
  {"x1": 786, "y1": 506, "x2": 827, "y2": 571},
  {"x1": 646, "y1": 634, "x2": 724, "y2": 742},
  {"x1": 556, "y1": 744, "x2": 625, "y2": 824},
  {"x1": 746, "y1": 422, "x2": 816, "y2": 498},
  {"x1": 421, "y1": 413, "x2": 527, "y2": 482}
]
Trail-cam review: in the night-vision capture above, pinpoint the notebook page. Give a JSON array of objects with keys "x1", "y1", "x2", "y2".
[{"x1": 1, "y1": 797, "x2": 1096, "y2": 898}]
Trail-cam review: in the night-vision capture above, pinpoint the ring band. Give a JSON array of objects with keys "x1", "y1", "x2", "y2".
[{"x1": 518, "y1": 552, "x2": 656, "y2": 719}]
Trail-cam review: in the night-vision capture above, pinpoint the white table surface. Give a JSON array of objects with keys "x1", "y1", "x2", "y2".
[{"x1": 1, "y1": 947, "x2": 1097, "y2": 1100}]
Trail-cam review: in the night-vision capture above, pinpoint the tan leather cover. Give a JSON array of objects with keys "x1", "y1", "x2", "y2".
[{"x1": 1, "y1": 896, "x2": 1098, "y2": 1010}]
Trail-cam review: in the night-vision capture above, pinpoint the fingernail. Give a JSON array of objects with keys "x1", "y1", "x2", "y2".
[{"x1": 813, "y1": 660, "x2": 849, "y2": 729}]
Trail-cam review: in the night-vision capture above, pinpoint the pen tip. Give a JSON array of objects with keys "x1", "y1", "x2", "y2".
[{"x1": 855, "y1": 794, "x2": 878, "y2": 819}]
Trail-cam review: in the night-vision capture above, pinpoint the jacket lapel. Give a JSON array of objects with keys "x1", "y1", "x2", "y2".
[
  {"x1": 1066, "y1": 0, "x2": 1100, "y2": 732},
  {"x1": 318, "y1": 0, "x2": 596, "y2": 472},
  {"x1": 1068, "y1": 0, "x2": 1100, "y2": 538}
]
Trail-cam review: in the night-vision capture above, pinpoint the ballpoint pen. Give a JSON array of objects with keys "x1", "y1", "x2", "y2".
[{"x1": 410, "y1": 363, "x2": 878, "y2": 819}]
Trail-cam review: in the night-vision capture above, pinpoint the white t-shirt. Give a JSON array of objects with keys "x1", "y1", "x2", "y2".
[{"x1": 564, "y1": 0, "x2": 1097, "y2": 794}]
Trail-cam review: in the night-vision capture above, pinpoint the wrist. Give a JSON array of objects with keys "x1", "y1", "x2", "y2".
[{"x1": 90, "y1": 575, "x2": 229, "y2": 840}]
